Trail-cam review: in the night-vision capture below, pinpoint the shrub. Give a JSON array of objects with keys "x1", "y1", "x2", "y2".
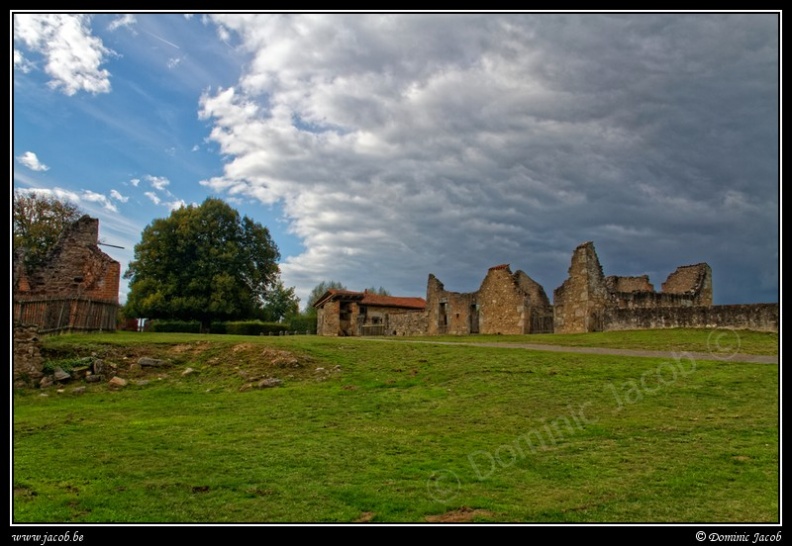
[{"x1": 148, "y1": 320, "x2": 202, "y2": 333}]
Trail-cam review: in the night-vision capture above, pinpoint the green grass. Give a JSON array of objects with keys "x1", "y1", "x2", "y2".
[
  {"x1": 13, "y1": 330, "x2": 779, "y2": 523},
  {"x1": 403, "y1": 328, "x2": 778, "y2": 356}
]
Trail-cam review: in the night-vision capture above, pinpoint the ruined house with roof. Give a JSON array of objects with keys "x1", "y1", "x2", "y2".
[{"x1": 314, "y1": 289, "x2": 427, "y2": 336}]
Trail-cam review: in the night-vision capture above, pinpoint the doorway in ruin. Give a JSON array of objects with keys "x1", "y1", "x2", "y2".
[
  {"x1": 339, "y1": 301, "x2": 353, "y2": 336},
  {"x1": 438, "y1": 302, "x2": 448, "y2": 334},
  {"x1": 469, "y1": 303, "x2": 479, "y2": 334}
]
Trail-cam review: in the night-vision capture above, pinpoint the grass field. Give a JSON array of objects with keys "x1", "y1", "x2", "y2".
[{"x1": 12, "y1": 328, "x2": 779, "y2": 523}]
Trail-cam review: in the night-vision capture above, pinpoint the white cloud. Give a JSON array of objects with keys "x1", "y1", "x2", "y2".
[
  {"x1": 129, "y1": 178, "x2": 140, "y2": 187},
  {"x1": 167, "y1": 56, "x2": 182, "y2": 69},
  {"x1": 110, "y1": 189, "x2": 129, "y2": 203},
  {"x1": 16, "y1": 151, "x2": 49, "y2": 171},
  {"x1": 13, "y1": 14, "x2": 112, "y2": 95},
  {"x1": 166, "y1": 199, "x2": 187, "y2": 211},
  {"x1": 82, "y1": 190, "x2": 118, "y2": 212},
  {"x1": 145, "y1": 175, "x2": 170, "y2": 191},
  {"x1": 15, "y1": 186, "x2": 80, "y2": 204},
  {"x1": 144, "y1": 192, "x2": 161, "y2": 205},
  {"x1": 13, "y1": 49, "x2": 34, "y2": 73},
  {"x1": 191, "y1": 144, "x2": 200, "y2": 152},
  {"x1": 107, "y1": 14, "x2": 136, "y2": 32}
]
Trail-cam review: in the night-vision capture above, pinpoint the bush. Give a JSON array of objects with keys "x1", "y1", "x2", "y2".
[
  {"x1": 148, "y1": 320, "x2": 202, "y2": 333},
  {"x1": 288, "y1": 314, "x2": 317, "y2": 334},
  {"x1": 214, "y1": 321, "x2": 289, "y2": 336}
]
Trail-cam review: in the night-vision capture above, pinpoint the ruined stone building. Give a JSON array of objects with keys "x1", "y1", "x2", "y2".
[
  {"x1": 13, "y1": 215, "x2": 120, "y2": 332},
  {"x1": 553, "y1": 241, "x2": 775, "y2": 333},
  {"x1": 426, "y1": 264, "x2": 554, "y2": 335},
  {"x1": 316, "y1": 241, "x2": 777, "y2": 337},
  {"x1": 314, "y1": 289, "x2": 427, "y2": 336}
]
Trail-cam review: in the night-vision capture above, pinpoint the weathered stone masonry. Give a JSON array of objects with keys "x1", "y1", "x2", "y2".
[
  {"x1": 316, "y1": 241, "x2": 777, "y2": 336},
  {"x1": 426, "y1": 265, "x2": 554, "y2": 335},
  {"x1": 13, "y1": 215, "x2": 120, "y2": 332},
  {"x1": 553, "y1": 241, "x2": 775, "y2": 333}
]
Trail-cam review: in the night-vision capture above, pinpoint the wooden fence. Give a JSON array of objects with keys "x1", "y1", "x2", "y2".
[{"x1": 13, "y1": 297, "x2": 119, "y2": 333}]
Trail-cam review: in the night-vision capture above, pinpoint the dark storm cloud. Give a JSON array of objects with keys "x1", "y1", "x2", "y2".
[{"x1": 198, "y1": 13, "x2": 778, "y2": 304}]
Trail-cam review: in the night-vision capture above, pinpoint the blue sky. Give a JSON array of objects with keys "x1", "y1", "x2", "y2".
[{"x1": 12, "y1": 13, "x2": 780, "y2": 307}]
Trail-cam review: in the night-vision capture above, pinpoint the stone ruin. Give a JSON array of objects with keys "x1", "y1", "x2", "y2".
[
  {"x1": 13, "y1": 215, "x2": 120, "y2": 333},
  {"x1": 553, "y1": 242, "x2": 714, "y2": 334},
  {"x1": 315, "y1": 241, "x2": 777, "y2": 336},
  {"x1": 426, "y1": 264, "x2": 554, "y2": 335}
]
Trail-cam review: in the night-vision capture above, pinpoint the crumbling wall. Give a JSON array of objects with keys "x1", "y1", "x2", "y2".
[
  {"x1": 13, "y1": 323, "x2": 45, "y2": 388},
  {"x1": 553, "y1": 242, "x2": 610, "y2": 334},
  {"x1": 604, "y1": 303, "x2": 778, "y2": 332},
  {"x1": 316, "y1": 300, "x2": 341, "y2": 336},
  {"x1": 555, "y1": 242, "x2": 719, "y2": 333},
  {"x1": 386, "y1": 310, "x2": 428, "y2": 336},
  {"x1": 425, "y1": 274, "x2": 477, "y2": 335},
  {"x1": 427, "y1": 266, "x2": 553, "y2": 335},
  {"x1": 14, "y1": 216, "x2": 120, "y2": 303},
  {"x1": 605, "y1": 275, "x2": 654, "y2": 293},
  {"x1": 661, "y1": 264, "x2": 712, "y2": 306}
]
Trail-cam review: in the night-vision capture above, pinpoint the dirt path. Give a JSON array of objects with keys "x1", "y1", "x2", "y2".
[{"x1": 363, "y1": 339, "x2": 778, "y2": 364}]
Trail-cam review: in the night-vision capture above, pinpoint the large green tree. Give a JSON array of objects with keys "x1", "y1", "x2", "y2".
[
  {"x1": 124, "y1": 198, "x2": 280, "y2": 328},
  {"x1": 13, "y1": 191, "x2": 83, "y2": 271}
]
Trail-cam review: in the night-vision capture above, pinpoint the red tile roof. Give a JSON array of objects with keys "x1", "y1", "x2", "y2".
[{"x1": 314, "y1": 289, "x2": 426, "y2": 310}]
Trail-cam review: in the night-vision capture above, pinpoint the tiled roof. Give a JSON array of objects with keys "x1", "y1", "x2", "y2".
[
  {"x1": 313, "y1": 289, "x2": 426, "y2": 310},
  {"x1": 488, "y1": 264, "x2": 510, "y2": 271}
]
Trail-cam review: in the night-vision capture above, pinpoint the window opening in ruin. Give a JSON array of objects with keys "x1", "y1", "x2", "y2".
[{"x1": 439, "y1": 302, "x2": 448, "y2": 333}]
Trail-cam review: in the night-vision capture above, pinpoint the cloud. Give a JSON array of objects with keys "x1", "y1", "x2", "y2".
[
  {"x1": 129, "y1": 178, "x2": 140, "y2": 187},
  {"x1": 166, "y1": 199, "x2": 187, "y2": 211},
  {"x1": 13, "y1": 14, "x2": 113, "y2": 95},
  {"x1": 107, "y1": 14, "x2": 137, "y2": 32},
  {"x1": 167, "y1": 57, "x2": 182, "y2": 69},
  {"x1": 110, "y1": 189, "x2": 129, "y2": 203},
  {"x1": 14, "y1": 186, "x2": 81, "y2": 204},
  {"x1": 198, "y1": 14, "x2": 778, "y2": 304},
  {"x1": 13, "y1": 49, "x2": 34, "y2": 73},
  {"x1": 16, "y1": 151, "x2": 49, "y2": 171},
  {"x1": 145, "y1": 174, "x2": 170, "y2": 191},
  {"x1": 82, "y1": 190, "x2": 118, "y2": 212},
  {"x1": 144, "y1": 192, "x2": 161, "y2": 205}
]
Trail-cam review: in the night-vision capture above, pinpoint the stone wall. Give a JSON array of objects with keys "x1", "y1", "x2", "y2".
[
  {"x1": 385, "y1": 310, "x2": 429, "y2": 336},
  {"x1": 427, "y1": 265, "x2": 554, "y2": 335},
  {"x1": 553, "y1": 242, "x2": 610, "y2": 334},
  {"x1": 316, "y1": 300, "x2": 341, "y2": 336},
  {"x1": 604, "y1": 303, "x2": 778, "y2": 332},
  {"x1": 426, "y1": 274, "x2": 477, "y2": 335},
  {"x1": 605, "y1": 275, "x2": 654, "y2": 293},
  {"x1": 13, "y1": 323, "x2": 45, "y2": 388},
  {"x1": 554, "y1": 242, "x2": 735, "y2": 334},
  {"x1": 14, "y1": 216, "x2": 120, "y2": 304}
]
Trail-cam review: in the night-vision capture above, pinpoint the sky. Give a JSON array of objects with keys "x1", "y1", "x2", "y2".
[{"x1": 12, "y1": 12, "x2": 780, "y2": 308}]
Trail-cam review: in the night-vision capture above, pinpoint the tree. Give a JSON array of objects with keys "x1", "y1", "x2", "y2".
[
  {"x1": 259, "y1": 279, "x2": 300, "y2": 323},
  {"x1": 365, "y1": 286, "x2": 391, "y2": 296},
  {"x1": 124, "y1": 198, "x2": 281, "y2": 329},
  {"x1": 13, "y1": 191, "x2": 83, "y2": 271},
  {"x1": 305, "y1": 280, "x2": 347, "y2": 311}
]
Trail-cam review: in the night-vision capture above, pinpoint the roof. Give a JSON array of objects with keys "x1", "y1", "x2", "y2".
[
  {"x1": 313, "y1": 289, "x2": 426, "y2": 310},
  {"x1": 488, "y1": 264, "x2": 511, "y2": 271}
]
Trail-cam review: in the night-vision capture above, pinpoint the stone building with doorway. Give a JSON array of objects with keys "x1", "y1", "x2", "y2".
[{"x1": 313, "y1": 289, "x2": 427, "y2": 336}]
